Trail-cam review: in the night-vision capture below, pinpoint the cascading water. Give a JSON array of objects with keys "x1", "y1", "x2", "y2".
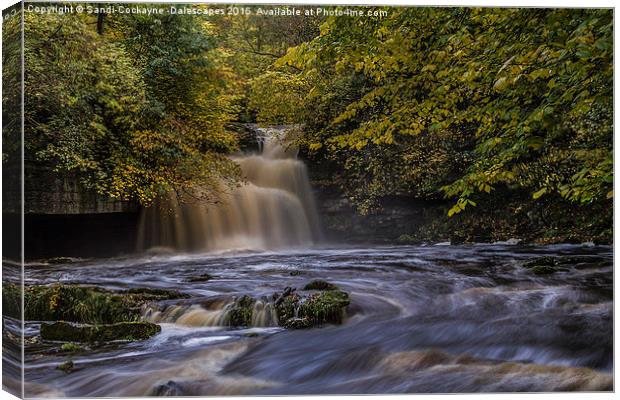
[
  {"x1": 137, "y1": 126, "x2": 322, "y2": 252},
  {"x1": 143, "y1": 298, "x2": 280, "y2": 328}
]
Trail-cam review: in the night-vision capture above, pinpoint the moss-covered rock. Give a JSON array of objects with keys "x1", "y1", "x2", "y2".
[
  {"x1": 2, "y1": 282, "x2": 21, "y2": 319},
  {"x1": 303, "y1": 280, "x2": 339, "y2": 291},
  {"x1": 56, "y1": 360, "x2": 74, "y2": 372},
  {"x1": 186, "y1": 274, "x2": 213, "y2": 282},
  {"x1": 152, "y1": 381, "x2": 184, "y2": 396},
  {"x1": 531, "y1": 265, "x2": 558, "y2": 275},
  {"x1": 125, "y1": 287, "x2": 189, "y2": 301},
  {"x1": 282, "y1": 317, "x2": 312, "y2": 329},
  {"x1": 41, "y1": 321, "x2": 161, "y2": 342},
  {"x1": 226, "y1": 295, "x2": 255, "y2": 327},
  {"x1": 523, "y1": 256, "x2": 558, "y2": 269},
  {"x1": 523, "y1": 256, "x2": 574, "y2": 275},
  {"x1": 297, "y1": 290, "x2": 350, "y2": 325},
  {"x1": 24, "y1": 285, "x2": 133, "y2": 323},
  {"x1": 275, "y1": 293, "x2": 300, "y2": 322},
  {"x1": 1, "y1": 284, "x2": 188, "y2": 324},
  {"x1": 60, "y1": 342, "x2": 83, "y2": 352}
]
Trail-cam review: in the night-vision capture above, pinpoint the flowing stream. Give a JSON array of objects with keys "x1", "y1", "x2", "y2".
[{"x1": 7, "y1": 244, "x2": 614, "y2": 396}]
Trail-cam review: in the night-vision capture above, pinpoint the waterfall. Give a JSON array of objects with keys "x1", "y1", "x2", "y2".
[
  {"x1": 136, "y1": 126, "x2": 322, "y2": 252},
  {"x1": 143, "y1": 298, "x2": 281, "y2": 328}
]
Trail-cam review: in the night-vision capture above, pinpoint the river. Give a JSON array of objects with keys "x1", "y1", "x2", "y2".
[{"x1": 9, "y1": 243, "x2": 613, "y2": 396}]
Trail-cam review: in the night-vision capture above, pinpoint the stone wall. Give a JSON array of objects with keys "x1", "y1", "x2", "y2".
[
  {"x1": 3, "y1": 164, "x2": 137, "y2": 214},
  {"x1": 314, "y1": 186, "x2": 447, "y2": 243}
]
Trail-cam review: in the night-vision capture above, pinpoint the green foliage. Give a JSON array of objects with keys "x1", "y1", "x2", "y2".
[
  {"x1": 21, "y1": 11, "x2": 242, "y2": 206},
  {"x1": 267, "y1": 8, "x2": 612, "y2": 215},
  {"x1": 6, "y1": 7, "x2": 614, "y2": 234},
  {"x1": 248, "y1": 71, "x2": 308, "y2": 124},
  {"x1": 2, "y1": 8, "x2": 22, "y2": 165}
]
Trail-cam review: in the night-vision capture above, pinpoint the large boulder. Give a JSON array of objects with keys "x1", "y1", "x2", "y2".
[
  {"x1": 296, "y1": 290, "x2": 350, "y2": 325},
  {"x1": 274, "y1": 284, "x2": 350, "y2": 327},
  {"x1": 1, "y1": 284, "x2": 188, "y2": 324},
  {"x1": 40, "y1": 321, "x2": 161, "y2": 342}
]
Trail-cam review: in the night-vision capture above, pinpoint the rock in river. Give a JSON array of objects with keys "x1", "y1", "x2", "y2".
[{"x1": 40, "y1": 321, "x2": 161, "y2": 343}]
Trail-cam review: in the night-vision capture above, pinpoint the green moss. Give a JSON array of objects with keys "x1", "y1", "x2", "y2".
[
  {"x1": 41, "y1": 321, "x2": 161, "y2": 342},
  {"x1": 303, "y1": 280, "x2": 339, "y2": 291},
  {"x1": 60, "y1": 342, "x2": 83, "y2": 352},
  {"x1": 125, "y1": 288, "x2": 190, "y2": 301},
  {"x1": 297, "y1": 290, "x2": 350, "y2": 326},
  {"x1": 2, "y1": 284, "x2": 188, "y2": 324},
  {"x1": 56, "y1": 360, "x2": 74, "y2": 372},
  {"x1": 226, "y1": 295, "x2": 255, "y2": 327},
  {"x1": 282, "y1": 317, "x2": 312, "y2": 329},
  {"x1": 275, "y1": 293, "x2": 300, "y2": 322},
  {"x1": 236, "y1": 295, "x2": 255, "y2": 308},
  {"x1": 22, "y1": 285, "x2": 139, "y2": 323},
  {"x1": 2, "y1": 282, "x2": 21, "y2": 319}
]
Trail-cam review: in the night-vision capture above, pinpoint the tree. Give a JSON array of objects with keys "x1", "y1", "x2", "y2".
[
  {"x1": 271, "y1": 7, "x2": 612, "y2": 215},
  {"x1": 22, "y1": 11, "x2": 242, "y2": 205}
]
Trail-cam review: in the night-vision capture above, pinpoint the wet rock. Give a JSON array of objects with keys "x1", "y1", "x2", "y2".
[
  {"x1": 2, "y1": 284, "x2": 189, "y2": 324},
  {"x1": 282, "y1": 317, "x2": 312, "y2": 329},
  {"x1": 56, "y1": 360, "x2": 74, "y2": 373},
  {"x1": 186, "y1": 274, "x2": 213, "y2": 282},
  {"x1": 227, "y1": 295, "x2": 256, "y2": 327},
  {"x1": 21, "y1": 285, "x2": 140, "y2": 323},
  {"x1": 40, "y1": 321, "x2": 161, "y2": 343},
  {"x1": 531, "y1": 265, "x2": 557, "y2": 275},
  {"x1": 152, "y1": 380, "x2": 184, "y2": 396},
  {"x1": 2, "y1": 282, "x2": 21, "y2": 319},
  {"x1": 216, "y1": 287, "x2": 350, "y2": 329},
  {"x1": 523, "y1": 256, "x2": 579, "y2": 275},
  {"x1": 297, "y1": 290, "x2": 350, "y2": 326},
  {"x1": 523, "y1": 256, "x2": 558, "y2": 268},
  {"x1": 397, "y1": 234, "x2": 417, "y2": 244},
  {"x1": 303, "y1": 280, "x2": 339, "y2": 291},
  {"x1": 244, "y1": 332, "x2": 259, "y2": 337},
  {"x1": 125, "y1": 287, "x2": 190, "y2": 301},
  {"x1": 289, "y1": 270, "x2": 305, "y2": 276},
  {"x1": 60, "y1": 342, "x2": 83, "y2": 352},
  {"x1": 273, "y1": 287, "x2": 295, "y2": 306},
  {"x1": 275, "y1": 293, "x2": 300, "y2": 322}
]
